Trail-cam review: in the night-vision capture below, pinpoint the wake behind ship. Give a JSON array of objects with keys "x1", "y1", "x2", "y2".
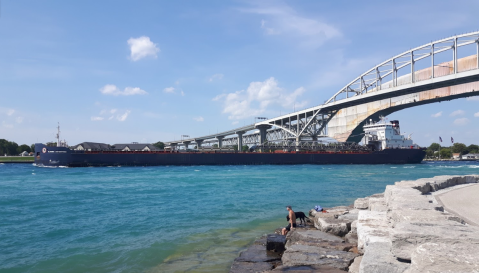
[{"x1": 34, "y1": 120, "x2": 426, "y2": 167}]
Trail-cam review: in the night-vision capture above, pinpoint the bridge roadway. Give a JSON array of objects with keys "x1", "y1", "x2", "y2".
[{"x1": 165, "y1": 32, "x2": 479, "y2": 149}]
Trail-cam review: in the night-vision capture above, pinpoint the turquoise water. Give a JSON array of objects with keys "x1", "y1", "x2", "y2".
[{"x1": 1, "y1": 162, "x2": 478, "y2": 272}]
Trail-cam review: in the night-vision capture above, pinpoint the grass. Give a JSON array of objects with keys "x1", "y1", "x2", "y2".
[{"x1": 0, "y1": 156, "x2": 34, "y2": 162}]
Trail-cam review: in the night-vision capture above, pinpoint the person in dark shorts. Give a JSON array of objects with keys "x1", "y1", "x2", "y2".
[{"x1": 282, "y1": 206, "x2": 296, "y2": 235}]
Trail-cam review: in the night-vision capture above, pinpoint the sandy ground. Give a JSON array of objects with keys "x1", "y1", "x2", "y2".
[{"x1": 436, "y1": 184, "x2": 479, "y2": 226}]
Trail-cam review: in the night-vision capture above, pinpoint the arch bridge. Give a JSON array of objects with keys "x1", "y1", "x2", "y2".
[{"x1": 166, "y1": 32, "x2": 479, "y2": 149}]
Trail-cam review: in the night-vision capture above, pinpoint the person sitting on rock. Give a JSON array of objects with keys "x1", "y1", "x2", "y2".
[{"x1": 282, "y1": 206, "x2": 296, "y2": 235}]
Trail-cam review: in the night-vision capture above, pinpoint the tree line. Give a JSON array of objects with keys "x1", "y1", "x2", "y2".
[
  {"x1": 426, "y1": 142, "x2": 479, "y2": 159},
  {"x1": 0, "y1": 139, "x2": 35, "y2": 156}
]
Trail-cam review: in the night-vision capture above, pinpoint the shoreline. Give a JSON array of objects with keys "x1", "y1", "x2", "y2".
[{"x1": 230, "y1": 174, "x2": 479, "y2": 272}]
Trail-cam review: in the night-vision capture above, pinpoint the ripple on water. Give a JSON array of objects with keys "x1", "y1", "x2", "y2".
[{"x1": 1, "y1": 162, "x2": 479, "y2": 272}]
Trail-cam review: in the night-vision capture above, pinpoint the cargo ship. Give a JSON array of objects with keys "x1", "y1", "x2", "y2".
[{"x1": 34, "y1": 120, "x2": 425, "y2": 167}]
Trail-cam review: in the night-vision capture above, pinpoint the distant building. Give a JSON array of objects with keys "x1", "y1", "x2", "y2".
[
  {"x1": 462, "y1": 153, "x2": 479, "y2": 160},
  {"x1": 112, "y1": 143, "x2": 160, "y2": 152},
  {"x1": 19, "y1": 151, "x2": 29, "y2": 156},
  {"x1": 73, "y1": 142, "x2": 111, "y2": 151},
  {"x1": 452, "y1": 153, "x2": 461, "y2": 160}
]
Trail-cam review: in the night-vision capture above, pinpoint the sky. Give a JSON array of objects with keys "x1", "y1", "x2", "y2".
[{"x1": 1, "y1": 0, "x2": 479, "y2": 147}]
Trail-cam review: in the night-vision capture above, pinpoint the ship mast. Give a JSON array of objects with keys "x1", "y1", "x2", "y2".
[{"x1": 56, "y1": 122, "x2": 60, "y2": 147}]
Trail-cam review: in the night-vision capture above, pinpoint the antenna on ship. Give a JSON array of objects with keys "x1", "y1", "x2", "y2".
[{"x1": 56, "y1": 122, "x2": 61, "y2": 147}]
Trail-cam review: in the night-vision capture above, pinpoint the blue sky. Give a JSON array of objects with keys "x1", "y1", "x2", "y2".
[{"x1": 1, "y1": 0, "x2": 478, "y2": 146}]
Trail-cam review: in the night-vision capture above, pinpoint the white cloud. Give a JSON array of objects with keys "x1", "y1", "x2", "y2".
[
  {"x1": 180, "y1": 90, "x2": 185, "y2": 96},
  {"x1": 91, "y1": 116, "x2": 104, "y2": 121},
  {"x1": 213, "y1": 77, "x2": 307, "y2": 120},
  {"x1": 117, "y1": 110, "x2": 131, "y2": 122},
  {"x1": 193, "y1": 116, "x2": 204, "y2": 122},
  {"x1": 453, "y1": 118, "x2": 469, "y2": 126},
  {"x1": 431, "y1": 111, "x2": 442, "y2": 118},
  {"x1": 163, "y1": 87, "x2": 176, "y2": 93},
  {"x1": 127, "y1": 36, "x2": 160, "y2": 61},
  {"x1": 232, "y1": 121, "x2": 239, "y2": 125},
  {"x1": 450, "y1": 110, "x2": 465, "y2": 117},
  {"x1": 110, "y1": 109, "x2": 117, "y2": 114},
  {"x1": 209, "y1": 74, "x2": 224, "y2": 82},
  {"x1": 474, "y1": 112, "x2": 479, "y2": 117},
  {"x1": 15, "y1": 117, "x2": 23, "y2": 124},
  {"x1": 100, "y1": 84, "x2": 147, "y2": 96},
  {"x1": 6, "y1": 109, "x2": 15, "y2": 116},
  {"x1": 242, "y1": 3, "x2": 341, "y2": 48},
  {"x1": 466, "y1": 96, "x2": 479, "y2": 101}
]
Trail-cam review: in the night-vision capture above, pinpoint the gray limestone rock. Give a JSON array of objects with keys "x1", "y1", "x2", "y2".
[
  {"x1": 368, "y1": 197, "x2": 388, "y2": 212},
  {"x1": 282, "y1": 244, "x2": 357, "y2": 270},
  {"x1": 315, "y1": 217, "x2": 351, "y2": 237},
  {"x1": 359, "y1": 242, "x2": 410, "y2": 273},
  {"x1": 405, "y1": 242, "x2": 479, "y2": 273},
  {"x1": 234, "y1": 244, "x2": 282, "y2": 263},
  {"x1": 266, "y1": 234, "x2": 286, "y2": 252},
  {"x1": 267, "y1": 264, "x2": 348, "y2": 273},
  {"x1": 229, "y1": 261, "x2": 273, "y2": 273},
  {"x1": 348, "y1": 256, "x2": 362, "y2": 273},
  {"x1": 338, "y1": 213, "x2": 359, "y2": 221},
  {"x1": 354, "y1": 198, "x2": 369, "y2": 210},
  {"x1": 344, "y1": 232, "x2": 358, "y2": 245},
  {"x1": 390, "y1": 221, "x2": 479, "y2": 261},
  {"x1": 286, "y1": 229, "x2": 355, "y2": 252},
  {"x1": 356, "y1": 211, "x2": 390, "y2": 251}
]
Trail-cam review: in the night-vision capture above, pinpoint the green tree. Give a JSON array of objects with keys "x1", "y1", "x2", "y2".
[
  {"x1": 46, "y1": 142, "x2": 57, "y2": 147},
  {"x1": 17, "y1": 144, "x2": 31, "y2": 154},
  {"x1": 451, "y1": 143, "x2": 467, "y2": 154},
  {"x1": 426, "y1": 149, "x2": 434, "y2": 158},
  {"x1": 242, "y1": 145, "x2": 249, "y2": 152},
  {"x1": 31, "y1": 144, "x2": 35, "y2": 153},
  {"x1": 153, "y1": 141, "x2": 165, "y2": 150},
  {"x1": 439, "y1": 148, "x2": 452, "y2": 159},
  {"x1": 467, "y1": 144, "x2": 479, "y2": 154},
  {"x1": 212, "y1": 144, "x2": 219, "y2": 148},
  {"x1": 428, "y1": 143, "x2": 441, "y2": 151}
]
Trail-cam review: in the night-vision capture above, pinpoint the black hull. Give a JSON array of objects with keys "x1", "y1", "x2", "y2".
[{"x1": 34, "y1": 144, "x2": 426, "y2": 167}]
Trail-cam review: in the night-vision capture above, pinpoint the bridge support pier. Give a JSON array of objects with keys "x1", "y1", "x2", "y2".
[
  {"x1": 216, "y1": 136, "x2": 224, "y2": 148},
  {"x1": 236, "y1": 131, "x2": 245, "y2": 152},
  {"x1": 195, "y1": 140, "x2": 203, "y2": 149},
  {"x1": 182, "y1": 141, "x2": 191, "y2": 150}
]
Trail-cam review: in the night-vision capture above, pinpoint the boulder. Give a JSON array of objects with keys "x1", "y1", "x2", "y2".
[
  {"x1": 344, "y1": 232, "x2": 358, "y2": 245},
  {"x1": 282, "y1": 244, "x2": 358, "y2": 270},
  {"x1": 348, "y1": 256, "x2": 362, "y2": 273},
  {"x1": 286, "y1": 229, "x2": 355, "y2": 252},
  {"x1": 354, "y1": 198, "x2": 369, "y2": 210},
  {"x1": 359, "y1": 242, "x2": 410, "y2": 273},
  {"x1": 405, "y1": 242, "x2": 479, "y2": 273},
  {"x1": 266, "y1": 264, "x2": 348, "y2": 273},
  {"x1": 234, "y1": 244, "x2": 282, "y2": 263},
  {"x1": 229, "y1": 261, "x2": 273, "y2": 273},
  {"x1": 368, "y1": 197, "x2": 388, "y2": 212},
  {"x1": 315, "y1": 217, "x2": 351, "y2": 237},
  {"x1": 338, "y1": 213, "x2": 359, "y2": 221},
  {"x1": 387, "y1": 209, "x2": 458, "y2": 226},
  {"x1": 266, "y1": 234, "x2": 286, "y2": 252},
  {"x1": 390, "y1": 221, "x2": 479, "y2": 261},
  {"x1": 356, "y1": 211, "x2": 390, "y2": 251}
]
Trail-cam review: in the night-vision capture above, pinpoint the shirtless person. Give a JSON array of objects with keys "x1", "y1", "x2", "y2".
[{"x1": 282, "y1": 206, "x2": 296, "y2": 235}]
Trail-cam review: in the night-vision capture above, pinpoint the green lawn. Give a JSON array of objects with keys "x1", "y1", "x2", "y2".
[{"x1": 0, "y1": 156, "x2": 34, "y2": 162}]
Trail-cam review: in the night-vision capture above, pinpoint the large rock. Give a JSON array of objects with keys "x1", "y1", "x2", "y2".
[
  {"x1": 359, "y1": 242, "x2": 409, "y2": 273},
  {"x1": 266, "y1": 234, "x2": 286, "y2": 252},
  {"x1": 229, "y1": 261, "x2": 273, "y2": 273},
  {"x1": 368, "y1": 197, "x2": 387, "y2": 212},
  {"x1": 234, "y1": 244, "x2": 282, "y2": 263},
  {"x1": 266, "y1": 264, "x2": 348, "y2": 272},
  {"x1": 387, "y1": 209, "x2": 462, "y2": 226},
  {"x1": 390, "y1": 221, "x2": 479, "y2": 261},
  {"x1": 282, "y1": 244, "x2": 357, "y2": 270},
  {"x1": 405, "y1": 242, "x2": 479, "y2": 273},
  {"x1": 348, "y1": 256, "x2": 362, "y2": 273},
  {"x1": 356, "y1": 211, "x2": 390, "y2": 251},
  {"x1": 354, "y1": 198, "x2": 369, "y2": 210},
  {"x1": 315, "y1": 217, "x2": 351, "y2": 237},
  {"x1": 286, "y1": 229, "x2": 354, "y2": 252}
]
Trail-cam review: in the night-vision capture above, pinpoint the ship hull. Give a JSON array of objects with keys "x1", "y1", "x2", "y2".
[{"x1": 34, "y1": 144, "x2": 426, "y2": 167}]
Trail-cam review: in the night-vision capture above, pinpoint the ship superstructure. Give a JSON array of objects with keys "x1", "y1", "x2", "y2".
[{"x1": 363, "y1": 119, "x2": 418, "y2": 151}]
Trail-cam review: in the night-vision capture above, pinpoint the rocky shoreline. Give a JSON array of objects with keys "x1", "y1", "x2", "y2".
[{"x1": 229, "y1": 175, "x2": 479, "y2": 273}]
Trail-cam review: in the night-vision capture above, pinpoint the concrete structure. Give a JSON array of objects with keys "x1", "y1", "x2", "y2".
[{"x1": 166, "y1": 32, "x2": 479, "y2": 149}]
